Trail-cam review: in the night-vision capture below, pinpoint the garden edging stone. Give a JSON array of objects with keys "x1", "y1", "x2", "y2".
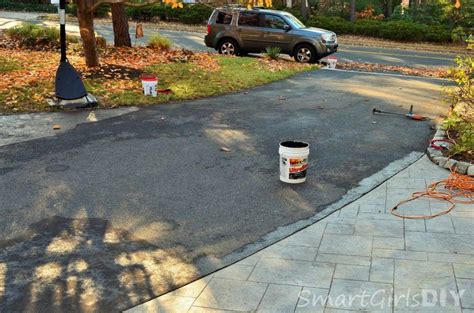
[{"x1": 427, "y1": 125, "x2": 473, "y2": 174}]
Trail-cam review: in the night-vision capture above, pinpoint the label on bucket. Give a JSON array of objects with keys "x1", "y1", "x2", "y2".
[{"x1": 282, "y1": 157, "x2": 308, "y2": 180}]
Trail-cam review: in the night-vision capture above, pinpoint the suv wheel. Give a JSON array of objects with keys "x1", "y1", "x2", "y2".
[
  {"x1": 294, "y1": 44, "x2": 318, "y2": 63},
  {"x1": 218, "y1": 39, "x2": 239, "y2": 56}
]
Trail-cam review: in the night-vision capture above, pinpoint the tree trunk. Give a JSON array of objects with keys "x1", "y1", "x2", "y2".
[
  {"x1": 350, "y1": 0, "x2": 356, "y2": 22},
  {"x1": 300, "y1": 0, "x2": 309, "y2": 20},
  {"x1": 385, "y1": 0, "x2": 393, "y2": 17},
  {"x1": 76, "y1": 0, "x2": 99, "y2": 67},
  {"x1": 111, "y1": 2, "x2": 131, "y2": 47},
  {"x1": 286, "y1": 0, "x2": 292, "y2": 8}
]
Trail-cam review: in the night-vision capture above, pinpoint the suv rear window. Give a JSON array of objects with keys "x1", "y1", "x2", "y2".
[
  {"x1": 215, "y1": 11, "x2": 232, "y2": 24},
  {"x1": 238, "y1": 11, "x2": 261, "y2": 27}
]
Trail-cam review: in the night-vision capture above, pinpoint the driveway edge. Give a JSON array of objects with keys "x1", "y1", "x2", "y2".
[{"x1": 216, "y1": 151, "x2": 424, "y2": 266}]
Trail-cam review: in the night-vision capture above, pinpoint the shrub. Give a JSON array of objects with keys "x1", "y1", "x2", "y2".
[
  {"x1": 147, "y1": 34, "x2": 172, "y2": 50},
  {"x1": 179, "y1": 4, "x2": 213, "y2": 24},
  {"x1": 354, "y1": 19, "x2": 383, "y2": 37},
  {"x1": 445, "y1": 56, "x2": 474, "y2": 119},
  {"x1": 403, "y1": 2, "x2": 445, "y2": 25},
  {"x1": 126, "y1": 4, "x2": 160, "y2": 21},
  {"x1": 126, "y1": 3, "x2": 212, "y2": 24},
  {"x1": 307, "y1": 16, "x2": 354, "y2": 34},
  {"x1": 422, "y1": 24, "x2": 451, "y2": 42},
  {"x1": 264, "y1": 46, "x2": 281, "y2": 59},
  {"x1": 451, "y1": 26, "x2": 467, "y2": 43},
  {"x1": 442, "y1": 56, "x2": 474, "y2": 158},
  {"x1": 442, "y1": 114, "x2": 474, "y2": 157},
  {"x1": 66, "y1": 3, "x2": 110, "y2": 18},
  {"x1": 307, "y1": 16, "x2": 451, "y2": 42},
  {"x1": 378, "y1": 20, "x2": 425, "y2": 41},
  {"x1": 0, "y1": 1, "x2": 57, "y2": 13},
  {"x1": 5, "y1": 22, "x2": 78, "y2": 49}
]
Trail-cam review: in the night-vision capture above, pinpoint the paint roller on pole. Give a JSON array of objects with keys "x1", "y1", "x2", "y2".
[
  {"x1": 50, "y1": 0, "x2": 97, "y2": 108},
  {"x1": 372, "y1": 105, "x2": 426, "y2": 121}
]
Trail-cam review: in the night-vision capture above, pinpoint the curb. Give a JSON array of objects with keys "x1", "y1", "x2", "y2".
[{"x1": 427, "y1": 125, "x2": 473, "y2": 175}]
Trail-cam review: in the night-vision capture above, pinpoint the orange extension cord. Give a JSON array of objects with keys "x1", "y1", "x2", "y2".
[{"x1": 391, "y1": 169, "x2": 474, "y2": 219}]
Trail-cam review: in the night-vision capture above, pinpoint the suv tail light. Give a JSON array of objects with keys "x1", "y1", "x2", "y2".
[{"x1": 207, "y1": 23, "x2": 211, "y2": 35}]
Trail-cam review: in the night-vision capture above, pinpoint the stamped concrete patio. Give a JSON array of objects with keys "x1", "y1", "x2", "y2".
[{"x1": 126, "y1": 155, "x2": 474, "y2": 313}]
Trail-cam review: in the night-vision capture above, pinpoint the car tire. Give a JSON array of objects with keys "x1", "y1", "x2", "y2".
[
  {"x1": 293, "y1": 44, "x2": 319, "y2": 64},
  {"x1": 218, "y1": 39, "x2": 240, "y2": 56}
]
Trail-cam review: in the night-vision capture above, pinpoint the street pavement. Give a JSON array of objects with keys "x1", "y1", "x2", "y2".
[
  {"x1": 0, "y1": 10, "x2": 459, "y2": 68},
  {"x1": 0, "y1": 69, "x2": 450, "y2": 311},
  {"x1": 126, "y1": 155, "x2": 474, "y2": 313}
]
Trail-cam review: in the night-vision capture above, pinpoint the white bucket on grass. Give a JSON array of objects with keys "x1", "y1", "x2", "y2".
[
  {"x1": 279, "y1": 141, "x2": 310, "y2": 184},
  {"x1": 327, "y1": 56, "x2": 337, "y2": 69},
  {"x1": 141, "y1": 76, "x2": 158, "y2": 97}
]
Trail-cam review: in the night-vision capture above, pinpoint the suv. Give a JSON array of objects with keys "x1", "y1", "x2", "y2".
[{"x1": 204, "y1": 6, "x2": 338, "y2": 63}]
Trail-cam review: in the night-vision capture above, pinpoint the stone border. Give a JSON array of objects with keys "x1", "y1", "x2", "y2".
[{"x1": 427, "y1": 126, "x2": 473, "y2": 175}]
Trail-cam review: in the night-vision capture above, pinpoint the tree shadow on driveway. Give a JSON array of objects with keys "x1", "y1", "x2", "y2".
[{"x1": 0, "y1": 216, "x2": 198, "y2": 312}]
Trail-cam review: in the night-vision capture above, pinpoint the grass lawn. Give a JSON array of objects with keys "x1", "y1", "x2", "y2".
[
  {"x1": 0, "y1": 47, "x2": 316, "y2": 114},
  {"x1": 104, "y1": 57, "x2": 312, "y2": 106},
  {"x1": 0, "y1": 56, "x2": 21, "y2": 73}
]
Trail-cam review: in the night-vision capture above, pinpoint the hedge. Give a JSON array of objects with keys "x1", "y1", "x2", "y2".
[
  {"x1": 126, "y1": 3, "x2": 213, "y2": 25},
  {"x1": 307, "y1": 16, "x2": 452, "y2": 43},
  {"x1": 66, "y1": 3, "x2": 110, "y2": 18},
  {"x1": 0, "y1": 1, "x2": 57, "y2": 13},
  {"x1": 0, "y1": 1, "x2": 211, "y2": 24},
  {"x1": 0, "y1": 1, "x2": 111, "y2": 16}
]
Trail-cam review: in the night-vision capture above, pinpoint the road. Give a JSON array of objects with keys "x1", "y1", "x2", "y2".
[
  {"x1": 0, "y1": 69, "x2": 449, "y2": 311},
  {"x1": 0, "y1": 10, "x2": 458, "y2": 68}
]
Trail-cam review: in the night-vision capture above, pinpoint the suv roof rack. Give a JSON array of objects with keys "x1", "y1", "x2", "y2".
[{"x1": 221, "y1": 4, "x2": 242, "y2": 8}]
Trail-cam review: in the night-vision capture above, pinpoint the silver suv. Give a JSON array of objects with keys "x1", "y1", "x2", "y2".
[{"x1": 204, "y1": 6, "x2": 338, "y2": 63}]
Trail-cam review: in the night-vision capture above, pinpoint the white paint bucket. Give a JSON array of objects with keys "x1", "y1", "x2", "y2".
[
  {"x1": 327, "y1": 56, "x2": 337, "y2": 69},
  {"x1": 141, "y1": 75, "x2": 158, "y2": 96},
  {"x1": 279, "y1": 141, "x2": 310, "y2": 184}
]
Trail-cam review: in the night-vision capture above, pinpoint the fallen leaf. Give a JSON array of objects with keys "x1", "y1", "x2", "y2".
[
  {"x1": 220, "y1": 147, "x2": 231, "y2": 152},
  {"x1": 87, "y1": 111, "x2": 98, "y2": 122},
  {"x1": 53, "y1": 124, "x2": 61, "y2": 130}
]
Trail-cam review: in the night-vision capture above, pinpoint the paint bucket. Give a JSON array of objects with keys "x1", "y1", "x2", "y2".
[
  {"x1": 140, "y1": 74, "x2": 158, "y2": 97},
  {"x1": 279, "y1": 141, "x2": 310, "y2": 184},
  {"x1": 327, "y1": 56, "x2": 337, "y2": 69}
]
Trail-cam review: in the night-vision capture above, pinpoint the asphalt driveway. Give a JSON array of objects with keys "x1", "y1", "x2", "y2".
[{"x1": 0, "y1": 70, "x2": 448, "y2": 312}]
